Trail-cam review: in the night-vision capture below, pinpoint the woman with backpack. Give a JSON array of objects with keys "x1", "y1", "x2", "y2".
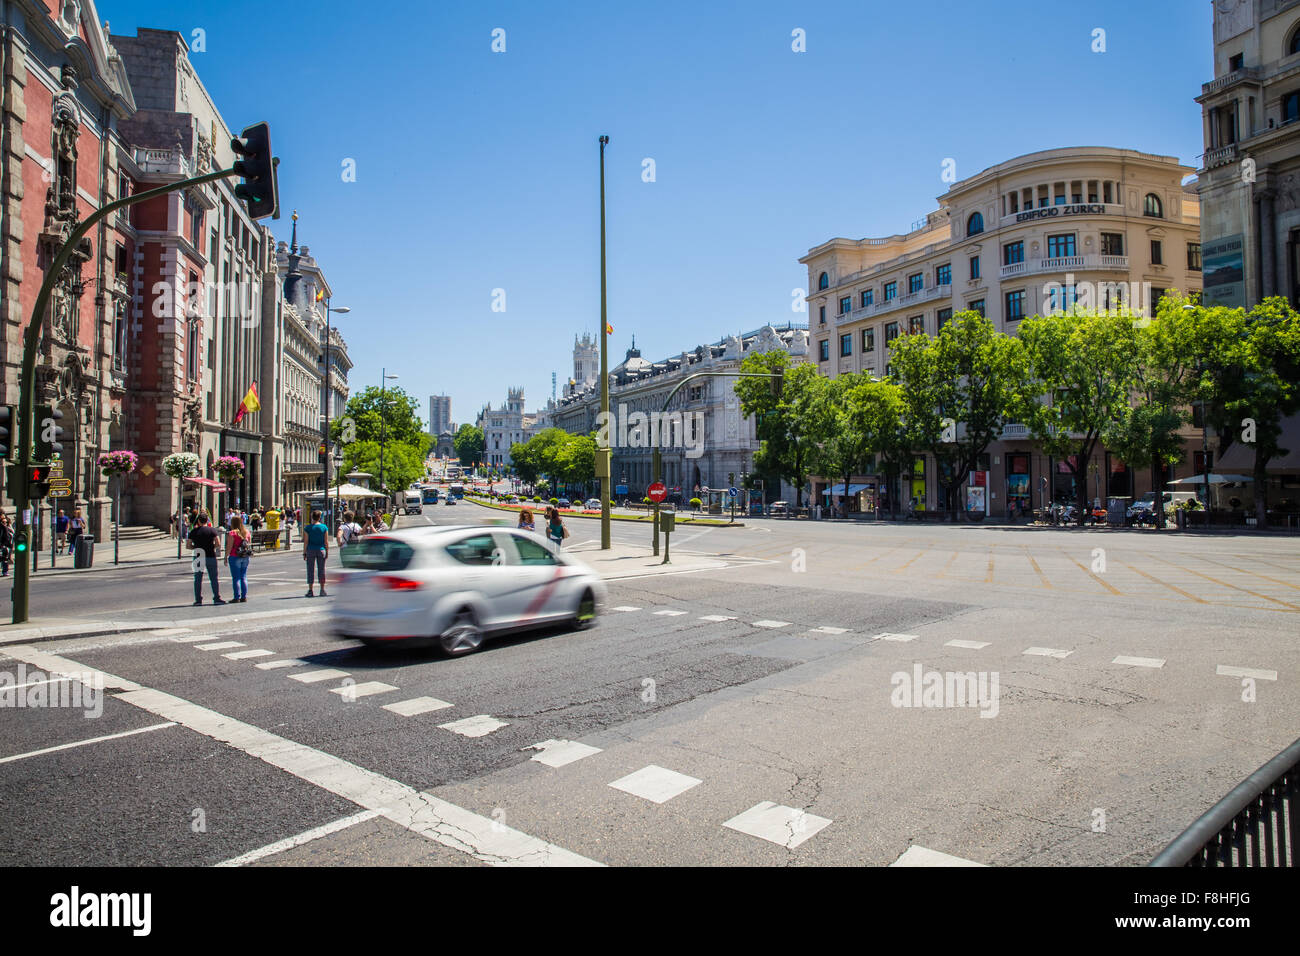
[
  {"x1": 66, "y1": 508, "x2": 87, "y2": 556},
  {"x1": 226, "y1": 514, "x2": 252, "y2": 602},
  {"x1": 546, "y1": 507, "x2": 568, "y2": 549},
  {"x1": 337, "y1": 511, "x2": 362, "y2": 548}
]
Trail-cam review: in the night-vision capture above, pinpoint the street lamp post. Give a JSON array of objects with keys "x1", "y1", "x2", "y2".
[
  {"x1": 322, "y1": 303, "x2": 350, "y2": 534},
  {"x1": 379, "y1": 369, "x2": 399, "y2": 508},
  {"x1": 598, "y1": 134, "x2": 611, "y2": 550}
]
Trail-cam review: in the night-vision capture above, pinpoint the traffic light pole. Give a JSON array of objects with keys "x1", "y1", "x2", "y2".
[{"x1": 11, "y1": 166, "x2": 240, "y2": 624}]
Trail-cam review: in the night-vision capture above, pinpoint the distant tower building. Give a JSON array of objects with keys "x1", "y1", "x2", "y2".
[
  {"x1": 429, "y1": 395, "x2": 452, "y2": 437},
  {"x1": 567, "y1": 332, "x2": 598, "y2": 396}
]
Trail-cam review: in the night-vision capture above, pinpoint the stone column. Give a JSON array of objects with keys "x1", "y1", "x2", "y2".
[{"x1": 1259, "y1": 187, "x2": 1278, "y2": 299}]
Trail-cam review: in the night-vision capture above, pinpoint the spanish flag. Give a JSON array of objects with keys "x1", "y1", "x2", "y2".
[
  {"x1": 316, "y1": 288, "x2": 325, "y2": 302},
  {"x1": 605, "y1": 322, "x2": 613, "y2": 335},
  {"x1": 233, "y1": 382, "x2": 261, "y2": 424}
]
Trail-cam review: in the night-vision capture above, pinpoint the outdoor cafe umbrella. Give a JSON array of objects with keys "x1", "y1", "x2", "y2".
[{"x1": 1167, "y1": 473, "x2": 1255, "y2": 485}]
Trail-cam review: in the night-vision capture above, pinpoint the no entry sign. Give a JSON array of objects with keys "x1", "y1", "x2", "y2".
[{"x1": 647, "y1": 482, "x2": 667, "y2": 503}]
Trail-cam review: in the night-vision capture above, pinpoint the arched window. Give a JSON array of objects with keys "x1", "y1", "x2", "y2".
[
  {"x1": 1290, "y1": 25, "x2": 1300, "y2": 56},
  {"x1": 966, "y1": 212, "x2": 983, "y2": 236},
  {"x1": 1143, "y1": 193, "x2": 1163, "y2": 218},
  {"x1": 818, "y1": 271, "x2": 829, "y2": 290}
]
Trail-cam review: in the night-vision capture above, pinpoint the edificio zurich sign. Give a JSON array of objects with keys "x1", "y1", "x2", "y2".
[{"x1": 1015, "y1": 203, "x2": 1108, "y2": 223}]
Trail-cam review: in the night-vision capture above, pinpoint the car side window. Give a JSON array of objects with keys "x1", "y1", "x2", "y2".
[
  {"x1": 445, "y1": 534, "x2": 499, "y2": 566},
  {"x1": 512, "y1": 535, "x2": 558, "y2": 566}
]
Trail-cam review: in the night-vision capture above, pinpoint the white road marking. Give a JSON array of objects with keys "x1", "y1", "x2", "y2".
[
  {"x1": 170, "y1": 635, "x2": 214, "y2": 643},
  {"x1": 722, "y1": 801, "x2": 831, "y2": 849},
  {"x1": 0, "y1": 722, "x2": 177, "y2": 764},
  {"x1": 700, "y1": 614, "x2": 737, "y2": 622},
  {"x1": 215, "y1": 810, "x2": 384, "y2": 866},
  {"x1": 223, "y1": 649, "x2": 275, "y2": 660},
  {"x1": 289, "y1": 669, "x2": 351, "y2": 684},
  {"x1": 874, "y1": 633, "x2": 917, "y2": 642},
  {"x1": 946, "y1": 640, "x2": 991, "y2": 650},
  {"x1": 195, "y1": 641, "x2": 245, "y2": 651},
  {"x1": 150, "y1": 628, "x2": 193, "y2": 637},
  {"x1": 6, "y1": 675, "x2": 70, "y2": 690},
  {"x1": 889, "y1": 845, "x2": 987, "y2": 867},
  {"x1": 1216, "y1": 664, "x2": 1278, "y2": 681},
  {"x1": 526, "y1": 739, "x2": 602, "y2": 768},
  {"x1": 1023, "y1": 647, "x2": 1073, "y2": 659},
  {"x1": 1113, "y1": 655, "x2": 1165, "y2": 669},
  {"x1": 0, "y1": 644, "x2": 600, "y2": 867},
  {"x1": 610, "y1": 606, "x2": 642, "y2": 612},
  {"x1": 439, "y1": 714, "x2": 508, "y2": 737},
  {"x1": 653, "y1": 610, "x2": 687, "y2": 617},
  {"x1": 383, "y1": 696, "x2": 454, "y2": 717},
  {"x1": 752, "y1": 620, "x2": 791, "y2": 629},
  {"x1": 330, "y1": 681, "x2": 399, "y2": 699},
  {"x1": 256, "y1": 660, "x2": 306, "y2": 670},
  {"x1": 608, "y1": 765, "x2": 702, "y2": 804},
  {"x1": 810, "y1": 626, "x2": 849, "y2": 635}
]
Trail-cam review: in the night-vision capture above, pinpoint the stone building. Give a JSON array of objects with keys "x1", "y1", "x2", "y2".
[{"x1": 428, "y1": 394, "x2": 450, "y2": 437}]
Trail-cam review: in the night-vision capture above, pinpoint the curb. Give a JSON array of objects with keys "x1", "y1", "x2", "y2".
[
  {"x1": 463, "y1": 497, "x2": 744, "y2": 528},
  {"x1": 0, "y1": 605, "x2": 329, "y2": 646}
]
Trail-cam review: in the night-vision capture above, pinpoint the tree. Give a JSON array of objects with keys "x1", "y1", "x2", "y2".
[
  {"x1": 734, "y1": 351, "x2": 821, "y2": 507},
  {"x1": 808, "y1": 374, "x2": 867, "y2": 517},
  {"x1": 453, "y1": 424, "x2": 485, "y2": 468},
  {"x1": 888, "y1": 311, "x2": 1031, "y2": 520},
  {"x1": 330, "y1": 385, "x2": 423, "y2": 448},
  {"x1": 340, "y1": 440, "x2": 424, "y2": 496},
  {"x1": 1014, "y1": 308, "x2": 1142, "y2": 525}
]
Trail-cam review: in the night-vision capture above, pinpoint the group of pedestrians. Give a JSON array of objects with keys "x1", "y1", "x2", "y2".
[
  {"x1": 517, "y1": 506, "x2": 568, "y2": 549},
  {"x1": 0, "y1": 508, "x2": 91, "y2": 576}
]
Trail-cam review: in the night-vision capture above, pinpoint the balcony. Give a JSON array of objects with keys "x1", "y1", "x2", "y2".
[
  {"x1": 1201, "y1": 66, "x2": 1262, "y2": 98},
  {"x1": 836, "y1": 283, "x2": 953, "y2": 326},
  {"x1": 134, "y1": 148, "x2": 191, "y2": 179},
  {"x1": 1203, "y1": 143, "x2": 1239, "y2": 169},
  {"x1": 999, "y1": 255, "x2": 1129, "y2": 280}
]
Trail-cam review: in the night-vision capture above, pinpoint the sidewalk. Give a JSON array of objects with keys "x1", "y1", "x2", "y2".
[{"x1": 14, "y1": 529, "x2": 300, "y2": 576}]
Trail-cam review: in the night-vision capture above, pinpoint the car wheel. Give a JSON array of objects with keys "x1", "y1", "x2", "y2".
[
  {"x1": 440, "y1": 607, "x2": 484, "y2": 656},
  {"x1": 572, "y1": 588, "x2": 597, "y2": 631}
]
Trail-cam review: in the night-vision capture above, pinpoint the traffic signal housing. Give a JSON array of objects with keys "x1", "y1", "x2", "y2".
[
  {"x1": 0, "y1": 404, "x2": 12, "y2": 460},
  {"x1": 35, "y1": 405, "x2": 64, "y2": 461},
  {"x1": 27, "y1": 464, "x2": 51, "y2": 499},
  {"x1": 770, "y1": 368, "x2": 784, "y2": 398},
  {"x1": 230, "y1": 122, "x2": 279, "y2": 220}
]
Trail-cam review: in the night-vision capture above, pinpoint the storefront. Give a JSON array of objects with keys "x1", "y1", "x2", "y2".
[{"x1": 220, "y1": 433, "x2": 262, "y2": 511}]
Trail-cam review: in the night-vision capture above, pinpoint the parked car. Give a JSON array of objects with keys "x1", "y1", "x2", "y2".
[
  {"x1": 769, "y1": 501, "x2": 789, "y2": 516},
  {"x1": 332, "y1": 527, "x2": 606, "y2": 655},
  {"x1": 557, "y1": 498, "x2": 571, "y2": 509},
  {"x1": 584, "y1": 498, "x2": 601, "y2": 510},
  {"x1": 1126, "y1": 491, "x2": 1199, "y2": 525}
]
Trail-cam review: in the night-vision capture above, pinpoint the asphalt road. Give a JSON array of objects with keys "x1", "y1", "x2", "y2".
[{"x1": 1, "y1": 502, "x2": 1295, "y2": 866}]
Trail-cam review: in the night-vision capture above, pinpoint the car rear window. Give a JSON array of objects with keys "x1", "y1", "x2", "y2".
[{"x1": 341, "y1": 537, "x2": 415, "y2": 570}]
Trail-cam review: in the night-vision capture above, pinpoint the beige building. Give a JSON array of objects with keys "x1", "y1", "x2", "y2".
[{"x1": 801, "y1": 146, "x2": 1203, "y2": 517}]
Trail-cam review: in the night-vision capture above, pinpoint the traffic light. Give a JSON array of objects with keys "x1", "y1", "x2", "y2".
[
  {"x1": 230, "y1": 122, "x2": 279, "y2": 220},
  {"x1": 13, "y1": 531, "x2": 27, "y2": 554},
  {"x1": 0, "y1": 405, "x2": 12, "y2": 460},
  {"x1": 27, "y1": 464, "x2": 51, "y2": 499},
  {"x1": 770, "y1": 368, "x2": 784, "y2": 398},
  {"x1": 35, "y1": 405, "x2": 63, "y2": 460}
]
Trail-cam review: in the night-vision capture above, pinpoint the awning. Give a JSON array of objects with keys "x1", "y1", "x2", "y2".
[
  {"x1": 1218, "y1": 412, "x2": 1300, "y2": 473},
  {"x1": 184, "y1": 477, "x2": 228, "y2": 491},
  {"x1": 822, "y1": 483, "x2": 869, "y2": 496},
  {"x1": 295, "y1": 483, "x2": 384, "y2": 499},
  {"x1": 1167, "y1": 473, "x2": 1255, "y2": 485}
]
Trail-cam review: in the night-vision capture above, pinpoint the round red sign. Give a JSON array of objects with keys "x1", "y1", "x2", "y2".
[{"x1": 647, "y1": 482, "x2": 668, "y2": 503}]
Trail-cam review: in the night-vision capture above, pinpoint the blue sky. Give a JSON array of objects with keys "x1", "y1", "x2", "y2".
[{"x1": 103, "y1": 0, "x2": 1213, "y2": 429}]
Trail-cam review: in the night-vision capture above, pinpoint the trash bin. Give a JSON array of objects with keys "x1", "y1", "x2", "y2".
[{"x1": 74, "y1": 534, "x2": 94, "y2": 569}]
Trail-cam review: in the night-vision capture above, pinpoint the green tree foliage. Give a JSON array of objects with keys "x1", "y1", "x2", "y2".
[
  {"x1": 339, "y1": 440, "x2": 425, "y2": 496},
  {"x1": 453, "y1": 424, "x2": 485, "y2": 467},
  {"x1": 734, "y1": 351, "x2": 821, "y2": 506},
  {"x1": 329, "y1": 385, "x2": 429, "y2": 495}
]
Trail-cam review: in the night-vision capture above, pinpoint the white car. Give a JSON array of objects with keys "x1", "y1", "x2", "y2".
[
  {"x1": 444, "y1": 495, "x2": 457, "y2": 505},
  {"x1": 584, "y1": 498, "x2": 602, "y2": 510},
  {"x1": 332, "y1": 526, "x2": 606, "y2": 655}
]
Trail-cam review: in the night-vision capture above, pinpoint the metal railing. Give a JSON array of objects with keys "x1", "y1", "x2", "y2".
[{"x1": 1150, "y1": 736, "x2": 1300, "y2": 866}]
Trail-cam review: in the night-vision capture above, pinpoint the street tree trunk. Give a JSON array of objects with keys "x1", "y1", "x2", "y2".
[{"x1": 1254, "y1": 456, "x2": 1269, "y2": 529}]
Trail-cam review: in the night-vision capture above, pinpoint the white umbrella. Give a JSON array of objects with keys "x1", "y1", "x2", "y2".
[{"x1": 1167, "y1": 473, "x2": 1255, "y2": 485}]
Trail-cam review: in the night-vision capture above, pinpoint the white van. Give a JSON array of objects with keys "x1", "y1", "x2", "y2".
[{"x1": 402, "y1": 491, "x2": 422, "y2": 515}]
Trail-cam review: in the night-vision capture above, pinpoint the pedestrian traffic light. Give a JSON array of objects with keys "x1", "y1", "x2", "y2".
[
  {"x1": 230, "y1": 122, "x2": 279, "y2": 220},
  {"x1": 27, "y1": 464, "x2": 50, "y2": 499},
  {"x1": 0, "y1": 405, "x2": 12, "y2": 460},
  {"x1": 14, "y1": 531, "x2": 26, "y2": 553},
  {"x1": 35, "y1": 405, "x2": 63, "y2": 460}
]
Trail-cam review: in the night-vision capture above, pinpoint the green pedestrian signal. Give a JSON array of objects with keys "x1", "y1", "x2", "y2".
[{"x1": 14, "y1": 532, "x2": 27, "y2": 553}]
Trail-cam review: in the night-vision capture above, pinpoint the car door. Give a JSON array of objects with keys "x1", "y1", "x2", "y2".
[
  {"x1": 443, "y1": 531, "x2": 513, "y2": 628},
  {"x1": 502, "y1": 531, "x2": 572, "y2": 624}
]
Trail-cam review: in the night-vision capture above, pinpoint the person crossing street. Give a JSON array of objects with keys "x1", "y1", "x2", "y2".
[
  {"x1": 187, "y1": 512, "x2": 225, "y2": 605},
  {"x1": 303, "y1": 510, "x2": 330, "y2": 597}
]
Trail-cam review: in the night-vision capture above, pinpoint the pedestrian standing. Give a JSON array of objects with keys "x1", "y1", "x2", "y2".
[
  {"x1": 337, "y1": 511, "x2": 361, "y2": 548},
  {"x1": 546, "y1": 507, "x2": 568, "y2": 549},
  {"x1": 226, "y1": 514, "x2": 252, "y2": 603},
  {"x1": 0, "y1": 512, "x2": 13, "y2": 577},
  {"x1": 303, "y1": 509, "x2": 330, "y2": 597},
  {"x1": 66, "y1": 508, "x2": 86, "y2": 556},
  {"x1": 517, "y1": 507, "x2": 535, "y2": 531},
  {"x1": 56, "y1": 509, "x2": 68, "y2": 552},
  {"x1": 187, "y1": 512, "x2": 225, "y2": 605}
]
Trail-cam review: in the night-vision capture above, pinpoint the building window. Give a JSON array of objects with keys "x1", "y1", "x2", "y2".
[
  {"x1": 818, "y1": 271, "x2": 829, "y2": 290},
  {"x1": 840, "y1": 333, "x2": 852, "y2": 357},
  {"x1": 1007, "y1": 192, "x2": 1019, "y2": 214},
  {"x1": 1187, "y1": 241, "x2": 1202, "y2": 271},
  {"x1": 1046, "y1": 234, "x2": 1076, "y2": 258},
  {"x1": 112, "y1": 301, "x2": 127, "y2": 372},
  {"x1": 936, "y1": 307, "x2": 952, "y2": 331},
  {"x1": 1047, "y1": 283, "x2": 1078, "y2": 313},
  {"x1": 1143, "y1": 193, "x2": 1163, "y2": 218},
  {"x1": 969, "y1": 255, "x2": 980, "y2": 280},
  {"x1": 1101, "y1": 232, "x2": 1124, "y2": 256},
  {"x1": 1005, "y1": 290, "x2": 1026, "y2": 321},
  {"x1": 936, "y1": 263, "x2": 951, "y2": 286},
  {"x1": 839, "y1": 296, "x2": 851, "y2": 315},
  {"x1": 862, "y1": 328, "x2": 875, "y2": 352},
  {"x1": 1285, "y1": 92, "x2": 1300, "y2": 124},
  {"x1": 884, "y1": 321, "x2": 900, "y2": 345},
  {"x1": 908, "y1": 272, "x2": 923, "y2": 294},
  {"x1": 1148, "y1": 287, "x2": 1167, "y2": 315},
  {"x1": 1150, "y1": 239, "x2": 1163, "y2": 265},
  {"x1": 884, "y1": 281, "x2": 897, "y2": 300},
  {"x1": 819, "y1": 305, "x2": 826, "y2": 325},
  {"x1": 968, "y1": 299, "x2": 985, "y2": 317},
  {"x1": 1103, "y1": 181, "x2": 1114, "y2": 203},
  {"x1": 966, "y1": 212, "x2": 984, "y2": 236},
  {"x1": 1003, "y1": 241, "x2": 1024, "y2": 265},
  {"x1": 862, "y1": 289, "x2": 874, "y2": 307},
  {"x1": 909, "y1": 314, "x2": 925, "y2": 335},
  {"x1": 1291, "y1": 28, "x2": 1300, "y2": 56},
  {"x1": 187, "y1": 320, "x2": 200, "y2": 381},
  {"x1": 819, "y1": 339, "x2": 830, "y2": 362}
]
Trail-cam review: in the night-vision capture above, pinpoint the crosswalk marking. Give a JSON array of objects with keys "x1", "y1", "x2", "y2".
[
  {"x1": 526, "y1": 739, "x2": 602, "y2": 768},
  {"x1": 890, "y1": 845, "x2": 986, "y2": 867},
  {"x1": 722, "y1": 802, "x2": 831, "y2": 849},
  {"x1": 331, "y1": 681, "x2": 399, "y2": 699},
  {"x1": 1216, "y1": 664, "x2": 1277, "y2": 681},
  {"x1": 256, "y1": 660, "x2": 306, "y2": 670},
  {"x1": 608, "y1": 765, "x2": 702, "y2": 804},
  {"x1": 171, "y1": 635, "x2": 216, "y2": 643},
  {"x1": 216, "y1": 810, "x2": 383, "y2": 866},
  {"x1": 945, "y1": 640, "x2": 991, "y2": 650},
  {"x1": 700, "y1": 614, "x2": 737, "y2": 622},
  {"x1": 653, "y1": 610, "x2": 687, "y2": 616},
  {"x1": 222, "y1": 649, "x2": 275, "y2": 660},
  {"x1": 384, "y1": 696, "x2": 454, "y2": 716},
  {"x1": 195, "y1": 641, "x2": 245, "y2": 651},
  {"x1": 1112, "y1": 655, "x2": 1165, "y2": 669},
  {"x1": 439, "y1": 715, "x2": 508, "y2": 737},
  {"x1": 610, "y1": 606, "x2": 642, "y2": 612},
  {"x1": 873, "y1": 633, "x2": 917, "y2": 642},
  {"x1": 1023, "y1": 647, "x2": 1073, "y2": 659},
  {"x1": 0, "y1": 722, "x2": 177, "y2": 765},
  {"x1": 810, "y1": 626, "x2": 849, "y2": 634},
  {"x1": 752, "y1": 620, "x2": 791, "y2": 629},
  {"x1": 289, "y1": 669, "x2": 351, "y2": 684}
]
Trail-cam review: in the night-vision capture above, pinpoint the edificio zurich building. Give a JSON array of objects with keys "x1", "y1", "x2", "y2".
[{"x1": 800, "y1": 147, "x2": 1203, "y2": 518}]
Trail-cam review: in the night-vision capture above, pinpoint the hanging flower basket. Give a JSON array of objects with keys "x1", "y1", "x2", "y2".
[
  {"x1": 98, "y1": 450, "x2": 139, "y2": 477},
  {"x1": 162, "y1": 452, "x2": 200, "y2": 479},
  {"x1": 214, "y1": 455, "x2": 245, "y2": 480}
]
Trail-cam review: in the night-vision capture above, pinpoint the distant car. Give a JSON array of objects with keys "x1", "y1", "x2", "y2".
[
  {"x1": 332, "y1": 527, "x2": 606, "y2": 655},
  {"x1": 557, "y1": 498, "x2": 571, "y2": 509},
  {"x1": 584, "y1": 498, "x2": 601, "y2": 510},
  {"x1": 769, "y1": 501, "x2": 789, "y2": 515},
  {"x1": 444, "y1": 495, "x2": 457, "y2": 505}
]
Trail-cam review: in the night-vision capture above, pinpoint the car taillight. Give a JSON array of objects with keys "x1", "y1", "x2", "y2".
[{"x1": 377, "y1": 575, "x2": 421, "y2": 591}]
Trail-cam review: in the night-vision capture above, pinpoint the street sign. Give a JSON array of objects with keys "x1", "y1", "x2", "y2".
[
  {"x1": 49, "y1": 480, "x2": 72, "y2": 497},
  {"x1": 728, "y1": 486, "x2": 739, "y2": 498},
  {"x1": 647, "y1": 482, "x2": 667, "y2": 503}
]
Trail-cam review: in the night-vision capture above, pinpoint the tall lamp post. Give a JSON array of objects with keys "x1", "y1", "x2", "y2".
[
  {"x1": 322, "y1": 302, "x2": 350, "y2": 534},
  {"x1": 379, "y1": 369, "x2": 399, "y2": 507},
  {"x1": 598, "y1": 134, "x2": 611, "y2": 550}
]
